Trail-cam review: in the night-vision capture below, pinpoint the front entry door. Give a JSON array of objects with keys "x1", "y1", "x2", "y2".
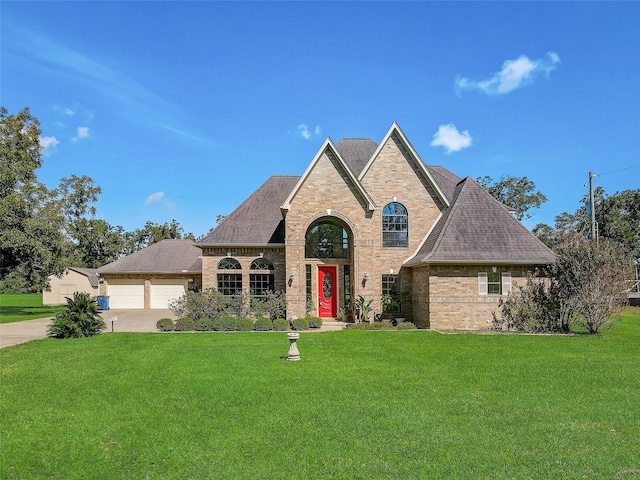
[{"x1": 318, "y1": 266, "x2": 337, "y2": 318}]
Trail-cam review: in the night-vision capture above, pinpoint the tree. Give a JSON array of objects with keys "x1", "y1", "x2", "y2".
[
  {"x1": 70, "y1": 218, "x2": 127, "y2": 268},
  {"x1": 533, "y1": 187, "x2": 640, "y2": 259},
  {"x1": 124, "y1": 219, "x2": 195, "y2": 255},
  {"x1": 477, "y1": 175, "x2": 547, "y2": 221},
  {"x1": 494, "y1": 234, "x2": 633, "y2": 334},
  {"x1": 48, "y1": 292, "x2": 105, "y2": 338},
  {"x1": 1, "y1": 107, "x2": 69, "y2": 289}
]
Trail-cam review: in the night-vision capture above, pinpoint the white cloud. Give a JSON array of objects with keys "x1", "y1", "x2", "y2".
[
  {"x1": 431, "y1": 124, "x2": 472, "y2": 154},
  {"x1": 64, "y1": 107, "x2": 74, "y2": 116},
  {"x1": 296, "y1": 124, "x2": 322, "y2": 140},
  {"x1": 39, "y1": 135, "x2": 60, "y2": 156},
  {"x1": 71, "y1": 126, "x2": 90, "y2": 142},
  {"x1": 456, "y1": 52, "x2": 561, "y2": 96},
  {"x1": 144, "y1": 191, "x2": 165, "y2": 205}
]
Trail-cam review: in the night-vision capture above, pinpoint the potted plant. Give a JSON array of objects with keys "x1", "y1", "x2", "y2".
[
  {"x1": 354, "y1": 295, "x2": 373, "y2": 323},
  {"x1": 338, "y1": 305, "x2": 353, "y2": 322}
]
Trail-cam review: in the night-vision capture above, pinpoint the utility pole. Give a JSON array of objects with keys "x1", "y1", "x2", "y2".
[{"x1": 589, "y1": 171, "x2": 597, "y2": 243}]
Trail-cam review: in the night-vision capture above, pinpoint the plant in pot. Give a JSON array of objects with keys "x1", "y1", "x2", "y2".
[
  {"x1": 354, "y1": 295, "x2": 373, "y2": 323},
  {"x1": 338, "y1": 305, "x2": 353, "y2": 322}
]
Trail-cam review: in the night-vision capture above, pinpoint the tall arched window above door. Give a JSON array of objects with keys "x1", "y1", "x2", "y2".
[
  {"x1": 382, "y1": 202, "x2": 408, "y2": 247},
  {"x1": 217, "y1": 258, "x2": 242, "y2": 296},
  {"x1": 305, "y1": 221, "x2": 350, "y2": 258}
]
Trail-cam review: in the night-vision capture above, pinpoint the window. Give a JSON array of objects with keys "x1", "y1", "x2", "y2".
[
  {"x1": 478, "y1": 271, "x2": 511, "y2": 295},
  {"x1": 382, "y1": 202, "x2": 408, "y2": 247},
  {"x1": 305, "y1": 264, "x2": 312, "y2": 306},
  {"x1": 343, "y1": 265, "x2": 351, "y2": 308},
  {"x1": 250, "y1": 258, "x2": 274, "y2": 298},
  {"x1": 305, "y1": 221, "x2": 349, "y2": 258},
  {"x1": 382, "y1": 274, "x2": 401, "y2": 313},
  {"x1": 217, "y1": 258, "x2": 242, "y2": 296}
]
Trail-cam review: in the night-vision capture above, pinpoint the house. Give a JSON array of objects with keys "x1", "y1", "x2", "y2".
[
  {"x1": 97, "y1": 240, "x2": 202, "y2": 309},
  {"x1": 196, "y1": 123, "x2": 555, "y2": 329},
  {"x1": 43, "y1": 267, "x2": 100, "y2": 305}
]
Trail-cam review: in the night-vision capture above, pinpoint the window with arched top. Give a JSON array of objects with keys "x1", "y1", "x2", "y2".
[
  {"x1": 217, "y1": 258, "x2": 242, "y2": 295},
  {"x1": 382, "y1": 202, "x2": 408, "y2": 247},
  {"x1": 305, "y1": 221, "x2": 350, "y2": 258},
  {"x1": 250, "y1": 258, "x2": 274, "y2": 298}
]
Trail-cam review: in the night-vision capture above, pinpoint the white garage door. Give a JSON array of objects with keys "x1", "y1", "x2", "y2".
[
  {"x1": 108, "y1": 280, "x2": 145, "y2": 309},
  {"x1": 150, "y1": 280, "x2": 186, "y2": 309}
]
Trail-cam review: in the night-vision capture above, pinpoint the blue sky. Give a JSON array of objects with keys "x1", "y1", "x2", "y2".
[{"x1": 3, "y1": 1, "x2": 639, "y2": 237}]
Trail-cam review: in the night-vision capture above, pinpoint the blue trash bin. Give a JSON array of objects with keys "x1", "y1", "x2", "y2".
[{"x1": 97, "y1": 295, "x2": 110, "y2": 311}]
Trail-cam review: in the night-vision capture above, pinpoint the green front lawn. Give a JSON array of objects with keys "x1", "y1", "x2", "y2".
[
  {"x1": 1, "y1": 308, "x2": 639, "y2": 479},
  {"x1": 0, "y1": 294, "x2": 64, "y2": 324}
]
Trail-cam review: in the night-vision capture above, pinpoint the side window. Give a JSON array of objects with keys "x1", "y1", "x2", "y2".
[
  {"x1": 382, "y1": 202, "x2": 408, "y2": 247},
  {"x1": 249, "y1": 258, "x2": 274, "y2": 298},
  {"x1": 217, "y1": 258, "x2": 242, "y2": 296},
  {"x1": 479, "y1": 270, "x2": 511, "y2": 295}
]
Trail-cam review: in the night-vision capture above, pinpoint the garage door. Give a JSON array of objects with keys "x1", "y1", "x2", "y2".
[
  {"x1": 150, "y1": 280, "x2": 186, "y2": 309},
  {"x1": 108, "y1": 280, "x2": 145, "y2": 309}
]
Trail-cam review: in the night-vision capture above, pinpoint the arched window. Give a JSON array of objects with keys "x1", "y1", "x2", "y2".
[
  {"x1": 217, "y1": 258, "x2": 242, "y2": 295},
  {"x1": 305, "y1": 221, "x2": 350, "y2": 258},
  {"x1": 382, "y1": 202, "x2": 408, "y2": 247},
  {"x1": 250, "y1": 258, "x2": 274, "y2": 298}
]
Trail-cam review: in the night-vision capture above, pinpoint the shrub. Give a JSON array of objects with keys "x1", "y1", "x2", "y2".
[
  {"x1": 307, "y1": 316, "x2": 322, "y2": 329},
  {"x1": 397, "y1": 322, "x2": 417, "y2": 330},
  {"x1": 291, "y1": 318, "x2": 310, "y2": 331},
  {"x1": 195, "y1": 317, "x2": 216, "y2": 331},
  {"x1": 175, "y1": 317, "x2": 196, "y2": 331},
  {"x1": 273, "y1": 318, "x2": 289, "y2": 331},
  {"x1": 254, "y1": 317, "x2": 273, "y2": 331},
  {"x1": 217, "y1": 314, "x2": 238, "y2": 331},
  {"x1": 238, "y1": 318, "x2": 254, "y2": 331},
  {"x1": 368, "y1": 321, "x2": 394, "y2": 330},
  {"x1": 156, "y1": 318, "x2": 175, "y2": 332},
  {"x1": 47, "y1": 292, "x2": 106, "y2": 339},
  {"x1": 250, "y1": 291, "x2": 287, "y2": 320}
]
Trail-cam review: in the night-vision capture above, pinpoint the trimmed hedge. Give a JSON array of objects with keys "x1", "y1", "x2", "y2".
[
  {"x1": 175, "y1": 317, "x2": 196, "y2": 331},
  {"x1": 195, "y1": 317, "x2": 216, "y2": 331},
  {"x1": 397, "y1": 322, "x2": 417, "y2": 330},
  {"x1": 216, "y1": 315, "x2": 238, "y2": 331},
  {"x1": 307, "y1": 316, "x2": 322, "y2": 328},
  {"x1": 156, "y1": 318, "x2": 175, "y2": 332},
  {"x1": 291, "y1": 318, "x2": 310, "y2": 331},
  {"x1": 273, "y1": 318, "x2": 289, "y2": 331},
  {"x1": 238, "y1": 318, "x2": 254, "y2": 331},
  {"x1": 254, "y1": 317, "x2": 273, "y2": 331}
]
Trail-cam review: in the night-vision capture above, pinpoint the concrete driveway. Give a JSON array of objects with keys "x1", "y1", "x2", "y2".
[
  {"x1": 0, "y1": 310, "x2": 346, "y2": 348},
  {"x1": 0, "y1": 309, "x2": 174, "y2": 349}
]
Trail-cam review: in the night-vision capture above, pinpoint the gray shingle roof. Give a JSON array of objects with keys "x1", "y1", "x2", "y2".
[
  {"x1": 197, "y1": 176, "x2": 300, "y2": 246},
  {"x1": 98, "y1": 239, "x2": 202, "y2": 274},
  {"x1": 409, "y1": 177, "x2": 556, "y2": 265},
  {"x1": 425, "y1": 166, "x2": 462, "y2": 204},
  {"x1": 335, "y1": 138, "x2": 378, "y2": 177},
  {"x1": 68, "y1": 267, "x2": 100, "y2": 288}
]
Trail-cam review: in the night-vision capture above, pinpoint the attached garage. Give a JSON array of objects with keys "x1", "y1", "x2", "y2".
[
  {"x1": 98, "y1": 240, "x2": 202, "y2": 310},
  {"x1": 107, "y1": 279, "x2": 145, "y2": 309},
  {"x1": 150, "y1": 279, "x2": 187, "y2": 309}
]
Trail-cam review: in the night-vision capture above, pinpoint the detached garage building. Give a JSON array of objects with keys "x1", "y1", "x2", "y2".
[
  {"x1": 43, "y1": 267, "x2": 100, "y2": 305},
  {"x1": 98, "y1": 239, "x2": 202, "y2": 309}
]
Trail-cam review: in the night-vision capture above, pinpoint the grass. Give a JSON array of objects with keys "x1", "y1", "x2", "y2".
[
  {"x1": 0, "y1": 294, "x2": 64, "y2": 324},
  {"x1": 1, "y1": 308, "x2": 639, "y2": 479}
]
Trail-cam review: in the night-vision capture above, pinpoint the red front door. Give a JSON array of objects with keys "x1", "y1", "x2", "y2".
[{"x1": 318, "y1": 266, "x2": 337, "y2": 318}]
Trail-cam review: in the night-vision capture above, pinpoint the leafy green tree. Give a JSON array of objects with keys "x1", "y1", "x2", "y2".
[
  {"x1": 477, "y1": 175, "x2": 547, "y2": 221},
  {"x1": 70, "y1": 218, "x2": 127, "y2": 268},
  {"x1": 124, "y1": 219, "x2": 195, "y2": 254},
  {"x1": 48, "y1": 292, "x2": 105, "y2": 338}
]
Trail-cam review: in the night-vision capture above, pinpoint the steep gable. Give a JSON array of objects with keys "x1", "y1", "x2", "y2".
[
  {"x1": 280, "y1": 139, "x2": 376, "y2": 213},
  {"x1": 198, "y1": 176, "x2": 299, "y2": 246},
  {"x1": 408, "y1": 177, "x2": 556, "y2": 265}
]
